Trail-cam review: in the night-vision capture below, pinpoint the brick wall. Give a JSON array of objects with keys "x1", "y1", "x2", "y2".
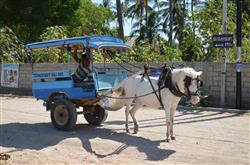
[{"x1": 0, "y1": 62, "x2": 249, "y2": 109}]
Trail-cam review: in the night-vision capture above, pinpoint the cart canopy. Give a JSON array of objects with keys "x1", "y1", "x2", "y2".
[{"x1": 25, "y1": 36, "x2": 131, "y2": 51}]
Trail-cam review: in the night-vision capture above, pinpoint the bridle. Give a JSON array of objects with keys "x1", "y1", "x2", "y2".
[
  {"x1": 183, "y1": 75, "x2": 202, "y2": 97},
  {"x1": 158, "y1": 67, "x2": 203, "y2": 98}
]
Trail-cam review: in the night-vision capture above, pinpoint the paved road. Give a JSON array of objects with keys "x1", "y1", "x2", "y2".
[{"x1": 0, "y1": 96, "x2": 249, "y2": 164}]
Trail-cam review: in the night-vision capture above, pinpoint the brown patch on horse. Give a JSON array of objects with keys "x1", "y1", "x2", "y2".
[{"x1": 114, "y1": 87, "x2": 126, "y2": 96}]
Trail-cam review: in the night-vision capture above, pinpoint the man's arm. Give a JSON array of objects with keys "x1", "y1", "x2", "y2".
[{"x1": 72, "y1": 48, "x2": 80, "y2": 62}]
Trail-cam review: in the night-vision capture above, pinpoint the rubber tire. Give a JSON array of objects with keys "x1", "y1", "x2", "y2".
[
  {"x1": 50, "y1": 99, "x2": 77, "y2": 131},
  {"x1": 84, "y1": 105, "x2": 108, "y2": 125}
]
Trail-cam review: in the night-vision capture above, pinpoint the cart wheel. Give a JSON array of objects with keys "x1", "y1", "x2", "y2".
[
  {"x1": 84, "y1": 105, "x2": 108, "y2": 125},
  {"x1": 51, "y1": 99, "x2": 77, "y2": 131}
]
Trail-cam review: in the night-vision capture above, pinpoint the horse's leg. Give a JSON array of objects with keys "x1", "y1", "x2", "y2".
[
  {"x1": 164, "y1": 105, "x2": 171, "y2": 142},
  {"x1": 170, "y1": 106, "x2": 177, "y2": 140},
  {"x1": 125, "y1": 104, "x2": 131, "y2": 133},
  {"x1": 129, "y1": 104, "x2": 141, "y2": 134}
]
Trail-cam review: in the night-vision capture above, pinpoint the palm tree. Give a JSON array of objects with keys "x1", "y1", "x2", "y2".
[
  {"x1": 125, "y1": 0, "x2": 154, "y2": 26},
  {"x1": 102, "y1": 0, "x2": 112, "y2": 8},
  {"x1": 101, "y1": 0, "x2": 115, "y2": 25},
  {"x1": 159, "y1": 0, "x2": 186, "y2": 46},
  {"x1": 131, "y1": 10, "x2": 162, "y2": 44}
]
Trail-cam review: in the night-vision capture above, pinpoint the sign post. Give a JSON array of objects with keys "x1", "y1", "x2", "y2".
[
  {"x1": 212, "y1": 1, "x2": 236, "y2": 108},
  {"x1": 212, "y1": 33, "x2": 234, "y2": 108},
  {"x1": 212, "y1": 33, "x2": 233, "y2": 107}
]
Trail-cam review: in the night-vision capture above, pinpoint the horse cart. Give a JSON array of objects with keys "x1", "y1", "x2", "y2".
[{"x1": 25, "y1": 36, "x2": 131, "y2": 130}]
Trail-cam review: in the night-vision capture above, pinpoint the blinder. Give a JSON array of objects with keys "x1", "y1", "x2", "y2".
[{"x1": 183, "y1": 75, "x2": 203, "y2": 97}]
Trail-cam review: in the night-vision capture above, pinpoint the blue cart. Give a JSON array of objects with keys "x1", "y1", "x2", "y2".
[{"x1": 25, "y1": 36, "x2": 131, "y2": 130}]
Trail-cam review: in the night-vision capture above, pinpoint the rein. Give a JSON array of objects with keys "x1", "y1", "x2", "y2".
[
  {"x1": 113, "y1": 58, "x2": 167, "y2": 74},
  {"x1": 143, "y1": 65, "x2": 165, "y2": 108},
  {"x1": 100, "y1": 87, "x2": 164, "y2": 100}
]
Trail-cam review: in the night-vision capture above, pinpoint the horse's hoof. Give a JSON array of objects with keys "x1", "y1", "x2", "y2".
[
  {"x1": 166, "y1": 138, "x2": 170, "y2": 142},
  {"x1": 133, "y1": 129, "x2": 138, "y2": 134},
  {"x1": 126, "y1": 129, "x2": 130, "y2": 133},
  {"x1": 171, "y1": 136, "x2": 176, "y2": 140}
]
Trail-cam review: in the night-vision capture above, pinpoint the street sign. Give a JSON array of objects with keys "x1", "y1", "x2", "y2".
[{"x1": 212, "y1": 34, "x2": 233, "y2": 48}]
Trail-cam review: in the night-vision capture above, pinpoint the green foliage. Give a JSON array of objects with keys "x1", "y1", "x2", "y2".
[
  {"x1": 0, "y1": 0, "x2": 116, "y2": 63},
  {"x1": 40, "y1": 26, "x2": 68, "y2": 41},
  {"x1": 0, "y1": 0, "x2": 249, "y2": 63},
  {"x1": 129, "y1": 39, "x2": 182, "y2": 62},
  {"x1": 181, "y1": 26, "x2": 204, "y2": 61},
  {"x1": 0, "y1": 27, "x2": 26, "y2": 63},
  {"x1": 131, "y1": 10, "x2": 162, "y2": 44},
  {"x1": 32, "y1": 26, "x2": 69, "y2": 63},
  {"x1": 125, "y1": 0, "x2": 153, "y2": 23},
  {"x1": 158, "y1": 0, "x2": 187, "y2": 45},
  {"x1": 72, "y1": 0, "x2": 115, "y2": 36},
  {"x1": 194, "y1": 0, "x2": 250, "y2": 62},
  {"x1": 227, "y1": 11, "x2": 250, "y2": 62},
  {"x1": 0, "y1": 0, "x2": 81, "y2": 42}
]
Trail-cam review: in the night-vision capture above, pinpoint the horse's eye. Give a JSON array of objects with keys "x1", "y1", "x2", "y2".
[{"x1": 199, "y1": 81, "x2": 203, "y2": 87}]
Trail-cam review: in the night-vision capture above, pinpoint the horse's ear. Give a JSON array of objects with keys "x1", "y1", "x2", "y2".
[{"x1": 196, "y1": 71, "x2": 202, "y2": 76}]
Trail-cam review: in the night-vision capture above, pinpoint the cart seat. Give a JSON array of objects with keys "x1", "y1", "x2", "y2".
[{"x1": 73, "y1": 76, "x2": 95, "y2": 90}]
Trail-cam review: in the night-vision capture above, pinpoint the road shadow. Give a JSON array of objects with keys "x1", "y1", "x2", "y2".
[
  {"x1": 0, "y1": 122, "x2": 175, "y2": 161},
  {"x1": 105, "y1": 110, "x2": 244, "y2": 129}
]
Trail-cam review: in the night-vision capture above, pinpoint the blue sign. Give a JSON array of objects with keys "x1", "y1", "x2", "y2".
[
  {"x1": 32, "y1": 71, "x2": 70, "y2": 79},
  {"x1": 213, "y1": 34, "x2": 233, "y2": 48},
  {"x1": 236, "y1": 63, "x2": 243, "y2": 72}
]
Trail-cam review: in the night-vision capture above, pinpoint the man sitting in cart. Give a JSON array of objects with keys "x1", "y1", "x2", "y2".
[{"x1": 71, "y1": 47, "x2": 92, "y2": 83}]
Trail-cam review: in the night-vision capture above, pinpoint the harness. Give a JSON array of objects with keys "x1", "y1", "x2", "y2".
[
  {"x1": 100, "y1": 62, "x2": 202, "y2": 108},
  {"x1": 144, "y1": 65, "x2": 202, "y2": 108}
]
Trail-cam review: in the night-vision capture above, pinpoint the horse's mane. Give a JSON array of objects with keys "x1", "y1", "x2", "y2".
[{"x1": 173, "y1": 67, "x2": 198, "y2": 78}]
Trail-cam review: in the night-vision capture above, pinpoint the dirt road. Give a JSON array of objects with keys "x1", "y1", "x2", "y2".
[{"x1": 0, "y1": 96, "x2": 249, "y2": 164}]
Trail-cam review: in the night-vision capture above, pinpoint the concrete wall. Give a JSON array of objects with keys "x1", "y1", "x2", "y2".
[{"x1": 0, "y1": 62, "x2": 249, "y2": 109}]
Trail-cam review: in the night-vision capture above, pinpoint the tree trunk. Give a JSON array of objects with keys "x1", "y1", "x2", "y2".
[
  {"x1": 191, "y1": 0, "x2": 195, "y2": 36},
  {"x1": 179, "y1": 0, "x2": 186, "y2": 45},
  {"x1": 116, "y1": 0, "x2": 124, "y2": 40},
  {"x1": 169, "y1": 0, "x2": 173, "y2": 47},
  {"x1": 145, "y1": 0, "x2": 148, "y2": 27}
]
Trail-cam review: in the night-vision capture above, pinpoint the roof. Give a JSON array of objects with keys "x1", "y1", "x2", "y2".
[{"x1": 25, "y1": 36, "x2": 131, "y2": 50}]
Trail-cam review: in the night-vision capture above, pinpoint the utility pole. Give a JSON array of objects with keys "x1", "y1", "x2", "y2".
[
  {"x1": 220, "y1": 0, "x2": 228, "y2": 107},
  {"x1": 236, "y1": 0, "x2": 242, "y2": 109}
]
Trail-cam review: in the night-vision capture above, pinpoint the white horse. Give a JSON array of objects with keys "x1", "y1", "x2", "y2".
[{"x1": 99, "y1": 67, "x2": 202, "y2": 142}]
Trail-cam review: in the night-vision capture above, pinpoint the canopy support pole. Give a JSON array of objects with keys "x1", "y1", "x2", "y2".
[{"x1": 67, "y1": 46, "x2": 71, "y2": 72}]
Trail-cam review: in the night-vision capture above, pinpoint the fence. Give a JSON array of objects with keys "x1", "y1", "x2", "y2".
[{"x1": 0, "y1": 62, "x2": 249, "y2": 109}]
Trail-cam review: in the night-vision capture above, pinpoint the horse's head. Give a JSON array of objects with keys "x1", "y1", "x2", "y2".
[
  {"x1": 184, "y1": 73, "x2": 202, "y2": 94},
  {"x1": 171, "y1": 67, "x2": 203, "y2": 105},
  {"x1": 179, "y1": 68, "x2": 203, "y2": 104}
]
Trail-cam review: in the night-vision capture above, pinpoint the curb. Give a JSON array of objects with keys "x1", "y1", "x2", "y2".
[{"x1": 177, "y1": 105, "x2": 250, "y2": 113}]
